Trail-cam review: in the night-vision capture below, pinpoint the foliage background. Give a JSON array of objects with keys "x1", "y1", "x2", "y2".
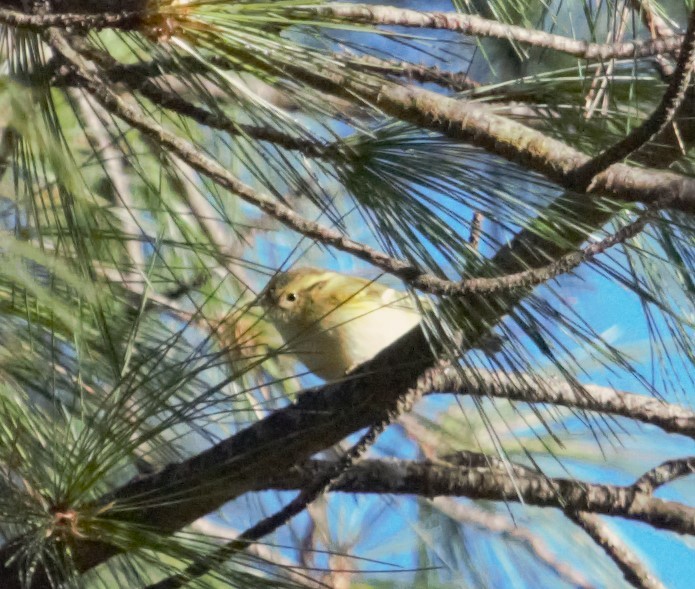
[{"x1": 0, "y1": 0, "x2": 693, "y2": 588}]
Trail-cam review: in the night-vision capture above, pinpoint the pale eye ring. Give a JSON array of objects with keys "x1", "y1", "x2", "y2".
[{"x1": 286, "y1": 292, "x2": 297, "y2": 302}]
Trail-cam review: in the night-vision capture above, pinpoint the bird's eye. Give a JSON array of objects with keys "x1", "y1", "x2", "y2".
[{"x1": 286, "y1": 292, "x2": 297, "y2": 302}]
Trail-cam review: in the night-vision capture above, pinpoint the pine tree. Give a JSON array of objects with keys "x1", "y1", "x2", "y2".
[{"x1": 0, "y1": 1, "x2": 693, "y2": 588}]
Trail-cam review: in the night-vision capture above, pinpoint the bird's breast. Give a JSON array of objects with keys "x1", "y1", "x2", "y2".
[{"x1": 277, "y1": 304, "x2": 421, "y2": 380}]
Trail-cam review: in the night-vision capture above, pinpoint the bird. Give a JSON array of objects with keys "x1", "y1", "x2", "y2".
[{"x1": 261, "y1": 267, "x2": 423, "y2": 380}]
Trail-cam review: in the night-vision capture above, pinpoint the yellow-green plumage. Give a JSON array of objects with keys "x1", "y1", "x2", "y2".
[{"x1": 262, "y1": 268, "x2": 422, "y2": 380}]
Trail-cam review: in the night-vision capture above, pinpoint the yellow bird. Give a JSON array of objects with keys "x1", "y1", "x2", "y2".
[{"x1": 261, "y1": 267, "x2": 423, "y2": 380}]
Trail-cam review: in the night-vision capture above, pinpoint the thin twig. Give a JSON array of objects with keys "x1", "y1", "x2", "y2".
[
  {"x1": 469, "y1": 211, "x2": 483, "y2": 250},
  {"x1": 630, "y1": 0, "x2": 677, "y2": 78},
  {"x1": 346, "y1": 55, "x2": 480, "y2": 92},
  {"x1": 584, "y1": 1, "x2": 632, "y2": 119},
  {"x1": 51, "y1": 51, "x2": 481, "y2": 94},
  {"x1": 630, "y1": 0, "x2": 678, "y2": 41},
  {"x1": 50, "y1": 52, "x2": 540, "y2": 114},
  {"x1": 568, "y1": 512, "x2": 666, "y2": 589},
  {"x1": 444, "y1": 203, "x2": 659, "y2": 296},
  {"x1": 574, "y1": 8, "x2": 695, "y2": 188},
  {"x1": 633, "y1": 456, "x2": 695, "y2": 494},
  {"x1": 0, "y1": 126, "x2": 17, "y2": 183}
]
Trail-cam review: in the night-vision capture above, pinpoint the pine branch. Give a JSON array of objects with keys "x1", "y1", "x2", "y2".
[
  {"x1": 0, "y1": 324, "x2": 439, "y2": 588},
  {"x1": 0, "y1": 5, "x2": 690, "y2": 589},
  {"x1": 0, "y1": 5, "x2": 141, "y2": 30},
  {"x1": 1, "y1": 351, "x2": 691, "y2": 588},
  {"x1": 1, "y1": 2, "x2": 685, "y2": 64},
  {"x1": 126, "y1": 362, "x2": 447, "y2": 589},
  {"x1": 305, "y1": 4, "x2": 684, "y2": 60},
  {"x1": 43, "y1": 31, "x2": 694, "y2": 312},
  {"x1": 45, "y1": 52, "x2": 542, "y2": 119},
  {"x1": 272, "y1": 56, "x2": 695, "y2": 215},
  {"x1": 405, "y1": 425, "x2": 667, "y2": 589},
  {"x1": 436, "y1": 367, "x2": 695, "y2": 439},
  {"x1": 263, "y1": 458, "x2": 695, "y2": 536},
  {"x1": 404, "y1": 422, "x2": 662, "y2": 589}
]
